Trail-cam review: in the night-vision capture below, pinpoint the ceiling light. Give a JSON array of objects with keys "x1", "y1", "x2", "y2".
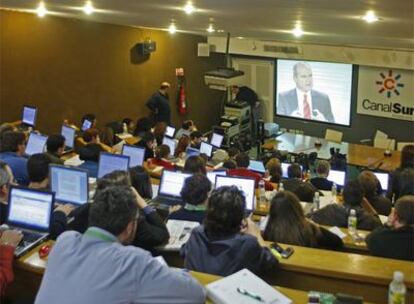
[
  {"x1": 168, "y1": 23, "x2": 177, "y2": 34},
  {"x1": 207, "y1": 24, "x2": 215, "y2": 33},
  {"x1": 363, "y1": 10, "x2": 378, "y2": 23},
  {"x1": 36, "y1": 2, "x2": 47, "y2": 17},
  {"x1": 83, "y1": 1, "x2": 95, "y2": 15},
  {"x1": 292, "y1": 25, "x2": 304, "y2": 37},
  {"x1": 183, "y1": 2, "x2": 195, "y2": 14}
]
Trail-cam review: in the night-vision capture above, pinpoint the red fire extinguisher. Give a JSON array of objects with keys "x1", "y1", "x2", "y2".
[{"x1": 176, "y1": 68, "x2": 187, "y2": 115}]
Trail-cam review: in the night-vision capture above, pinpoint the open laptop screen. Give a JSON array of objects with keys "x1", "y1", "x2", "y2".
[
  {"x1": 7, "y1": 187, "x2": 54, "y2": 232},
  {"x1": 162, "y1": 137, "x2": 177, "y2": 155},
  {"x1": 374, "y1": 172, "x2": 389, "y2": 191},
  {"x1": 281, "y1": 163, "x2": 303, "y2": 178},
  {"x1": 200, "y1": 142, "x2": 213, "y2": 158},
  {"x1": 50, "y1": 165, "x2": 88, "y2": 205},
  {"x1": 165, "y1": 126, "x2": 175, "y2": 138},
  {"x1": 248, "y1": 160, "x2": 266, "y2": 174},
  {"x1": 210, "y1": 133, "x2": 224, "y2": 148},
  {"x1": 159, "y1": 170, "x2": 191, "y2": 198},
  {"x1": 207, "y1": 170, "x2": 227, "y2": 186},
  {"x1": 215, "y1": 175, "x2": 256, "y2": 211},
  {"x1": 327, "y1": 170, "x2": 346, "y2": 186},
  {"x1": 81, "y1": 119, "x2": 92, "y2": 131},
  {"x1": 186, "y1": 147, "x2": 200, "y2": 159},
  {"x1": 97, "y1": 153, "x2": 130, "y2": 179},
  {"x1": 22, "y1": 106, "x2": 37, "y2": 126},
  {"x1": 61, "y1": 125, "x2": 76, "y2": 148},
  {"x1": 122, "y1": 145, "x2": 145, "y2": 168},
  {"x1": 25, "y1": 133, "x2": 48, "y2": 156}
]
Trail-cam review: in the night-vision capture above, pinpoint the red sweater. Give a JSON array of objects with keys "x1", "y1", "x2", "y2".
[
  {"x1": 149, "y1": 158, "x2": 175, "y2": 170},
  {"x1": 228, "y1": 168, "x2": 274, "y2": 190},
  {"x1": 0, "y1": 245, "x2": 15, "y2": 296}
]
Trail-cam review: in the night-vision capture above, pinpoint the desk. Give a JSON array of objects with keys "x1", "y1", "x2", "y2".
[{"x1": 263, "y1": 133, "x2": 401, "y2": 171}]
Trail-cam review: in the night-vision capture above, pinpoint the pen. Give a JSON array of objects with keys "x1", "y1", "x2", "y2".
[{"x1": 237, "y1": 287, "x2": 265, "y2": 302}]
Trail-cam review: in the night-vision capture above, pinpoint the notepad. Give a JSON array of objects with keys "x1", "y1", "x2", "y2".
[
  {"x1": 206, "y1": 268, "x2": 292, "y2": 304},
  {"x1": 328, "y1": 226, "x2": 347, "y2": 239},
  {"x1": 160, "y1": 220, "x2": 200, "y2": 251}
]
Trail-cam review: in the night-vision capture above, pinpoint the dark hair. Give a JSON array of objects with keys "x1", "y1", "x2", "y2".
[
  {"x1": 82, "y1": 128, "x2": 99, "y2": 143},
  {"x1": 182, "y1": 120, "x2": 193, "y2": 130},
  {"x1": 343, "y1": 180, "x2": 363, "y2": 207},
  {"x1": 395, "y1": 195, "x2": 414, "y2": 226},
  {"x1": 79, "y1": 143, "x2": 104, "y2": 162},
  {"x1": 358, "y1": 171, "x2": 379, "y2": 200},
  {"x1": 140, "y1": 132, "x2": 155, "y2": 145},
  {"x1": 130, "y1": 166, "x2": 153, "y2": 199},
  {"x1": 0, "y1": 131, "x2": 25, "y2": 153},
  {"x1": 400, "y1": 145, "x2": 414, "y2": 169},
  {"x1": 27, "y1": 153, "x2": 52, "y2": 183},
  {"x1": 155, "y1": 144, "x2": 170, "y2": 159},
  {"x1": 122, "y1": 118, "x2": 133, "y2": 126},
  {"x1": 153, "y1": 122, "x2": 167, "y2": 138},
  {"x1": 398, "y1": 168, "x2": 414, "y2": 197},
  {"x1": 184, "y1": 155, "x2": 206, "y2": 174},
  {"x1": 190, "y1": 131, "x2": 203, "y2": 140},
  {"x1": 134, "y1": 117, "x2": 152, "y2": 136},
  {"x1": 89, "y1": 186, "x2": 138, "y2": 236},
  {"x1": 204, "y1": 186, "x2": 245, "y2": 238},
  {"x1": 82, "y1": 113, "x2": 96, "y2": 126},
  {"x1": 227, "y1": 147, "x2": 240, "y2": 159},
  {"x1": 0, "y1": 124, "x2": 15, "y2": 150},
  {"x1": 266, "y1": 158, "x2": 282, "y2": 184},
  {"x1": 264, "y1": 191, "x2": 317, "y2": 246},
  {"x1": 46, "y1": 134, "x2": 65, "y2": 154},
  {"x1": 294, "y1": 183, "x2": 316, "y2": 203},
  {"x1": 235, "y1": 153, "x2": 250, "y2": 168},
  {"x1": 96, "y1": 170, "x2": 131, "y2": 191},
  {"x1": 175, "y1": 135, "x2": 190, "y2": 157},
  {"x1": 288, "y1": 163, "x2": 302, "y2": 179},
  {"x1": 222, "y1": 160, "x2": 237, "y2": 170},
  {"x1": 316, "y1": 160, "x2": 330, "y2": 177},
  {"x1": 181, "y1": 174, "x2": 211, "y2": 205}
]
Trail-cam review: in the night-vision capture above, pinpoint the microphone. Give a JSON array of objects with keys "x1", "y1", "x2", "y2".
[{"x1": 384, "y1": 139, "x2": 393, "y2": 157}]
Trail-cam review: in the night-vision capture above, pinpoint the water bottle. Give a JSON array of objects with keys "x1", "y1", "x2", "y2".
[
  {"x1": 331, "y1": 183, "x2": 337, "y2": 197},
  {"x1": 278, "y1": 182, "x2": 284, "y2": 192},
  {"x1": 348, "y1": 209, "x2": 357, "y2": 236},
  {"x1": 123, "y1": 123, "x2": 128, "y2": 134},
  {"x1": 388, "y1": 271, "x2": 406, "y2": 304},
  {"x1": 313, "y1": 192, "x2": 320, "y2": 210},
  {"x1": 258, "y1": 179, "x2": 266, "y2": 210}
]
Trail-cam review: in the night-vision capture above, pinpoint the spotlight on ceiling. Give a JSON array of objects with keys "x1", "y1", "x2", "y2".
[
  {"x1": 207, "y1": 24, "x2": 215, "y2": 33},
  {"x1": 183, "y1": 2, "x2": 195, "y2": 15},
  {"x1": 83, "y1": 1, "x2": 95, "y2": 15},
  {"x1": 292, "y1": 25, "x2": 304, "y2": 37},
  {"x1": 362, "y1": 10, "x2": 379, "y2": 23},
  {"x1": 36, "y1": 2, "x2": 47, "y2": 17},
  {"x1": 168, "y1": 23, "x2": 177, "y2": 34}
]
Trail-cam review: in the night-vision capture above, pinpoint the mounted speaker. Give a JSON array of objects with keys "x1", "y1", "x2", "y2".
[{"x1": 136, "y1": 41, "x2": 156, "y2": 56}]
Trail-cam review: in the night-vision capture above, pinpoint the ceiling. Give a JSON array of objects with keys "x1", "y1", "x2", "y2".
[{"x1": 1, "y1": 0, "x2": 413, "y2": 51}]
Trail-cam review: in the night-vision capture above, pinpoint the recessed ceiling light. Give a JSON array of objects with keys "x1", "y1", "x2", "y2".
[
  {"x1": 168, "y1": 23, "x2": 177, "y2": 34},
  {"x1": 363, "y1": 10, "x2": 379, "y2": 23},
  {"x1": 217, "y1": 29, "x2": 224, "y2": 33},
  {"x1": 183, "y1": 2, "x2": 195, "y2": 14},
  {"x1": 207, "y1": 24, "x2": 215, "y2": 33},
  {"x1": 292, "y1": 25, "x2": 304, "y2": 37},
  {"x1": 83, "y1": 1, "x2": 95, "y2": 15},
  {"x1": 236, "y1": 36, "x2": 244, "y2": 40},
  {"x1": 36, "y1": 1, "x2": 47, "y2": 17}
]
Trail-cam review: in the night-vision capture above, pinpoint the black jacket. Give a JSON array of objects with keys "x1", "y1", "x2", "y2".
[{"x1": 310, "y1": 177, "x2": 333, "y2": 191}]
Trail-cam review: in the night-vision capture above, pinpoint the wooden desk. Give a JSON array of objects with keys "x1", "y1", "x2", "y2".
[{"x1": 263, "y1": 133, "x2": 401, "y2": 171}]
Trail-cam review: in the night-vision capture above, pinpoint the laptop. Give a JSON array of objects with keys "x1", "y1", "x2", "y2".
[
  {"x1": 281, "y1": 162, "x2": 303, "y2": 178},
  {"x1": 150, "y1": 170, "x2": 191, "y2": 206},
  {"x1": 162, "y1": 136, "x2": 177, "y2": 155},
  {"x1": 186, "y1": 147, "x2": 200, "y2": 159},
  {"x1": 248, "y1": 160, "x2": 266, "y2": 174},
  {"x1": 22, "y1": 105, "x2": 38, "y2": 127},
  {"x1": 327, "y1": 170, "x2": 346, "y2": 187},
  {"x1": 61, "y1": 125, "x2": 76, "y2": 153},
  {"x1": 81, "y1": 119, "x2": 92, "y2": 131},
  {"x1": 6, "y1": 186, "x2": 54, "y2": 257},
  {"x1": 165, "y1": 126, "x2": 176, "y2": 138},
  {"x1": 215, "y1": 175, "x2": 256, "y2": 212},
  {"x1": 210, "y1": 132, "x2": 224, "y2": 148},
  {"x1": 25, "y1": 133, "x2": 48, "y2": 156},
  {"x1": 121, "y1": 145, "x2": 145, "y2": 168},
  {"x1": 373, "y1": 172, "x2": 389, "y2": 191},
  {"x1": 97, "y1": 152, "x2": 130, "y2": 179},
  {"x1": 207, "y1": 170, "x2": 227, "y2": 186},
  {"x1": 50, "y1": 165, "x2": 89, "y2": 205},
  {"x1": 200, "y1": 142, "x2": 213, "y2": 158}
]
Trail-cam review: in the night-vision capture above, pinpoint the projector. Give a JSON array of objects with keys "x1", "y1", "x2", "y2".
[{"x1": 204, "y1": 67, "x2": 244, "y2": 91}]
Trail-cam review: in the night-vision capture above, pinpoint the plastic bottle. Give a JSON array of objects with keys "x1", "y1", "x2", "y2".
[
  {"x1": 123, "y1": 123, "x2": 128, "y2": 134},
  {"x1": 348, "y1": 209, "x2": 357, "y2": 236},
  {"x1": 313, "y1": 192, "x2": 320, "y2": 210},
  {"x1": 331, "y1": 183, "x2": 337, "y2": 197},
  {"x1": 258, "y1": 179, "x2": 266, "y2": 209},
  {"x1": 388, "y1": 271, "x2": 406, "y2": 304},
  {"x1": 278, "y1": 182, "x2": 284, "y2": 192}
]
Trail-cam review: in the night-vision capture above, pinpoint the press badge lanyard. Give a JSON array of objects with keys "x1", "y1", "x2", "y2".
[{"x1": 84, "y1": 228, "x2": 116, "y2": 243}]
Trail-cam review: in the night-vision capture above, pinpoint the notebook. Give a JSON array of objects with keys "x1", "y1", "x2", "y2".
[
  {"x1": 50, "y1": 165, "x2": 89, "y2": 205},
  {"x1": 61, "y1": 125, "x2": 76, "y2": 153},
  {"x1": 149, "y1": 170, "x2": 191, "y2": 206},
  {"x1": 206, "y1": 268, "x2": 292, "y2": 304},
  {"x1": 215, "y1": 175, "x2": 256, "y2": 212},
  {"x1": 121, "y1": 145, "x2": 145, "y2": 168},
  {"x1": 6, "y1": 186, "x2": 54, "y2": 257},
  {"x1": 97, "y1": 152, "x2": 130, "y2": 179},
  {"x1": 25, "y1": 133, "x2": 48, "y2": 156}
]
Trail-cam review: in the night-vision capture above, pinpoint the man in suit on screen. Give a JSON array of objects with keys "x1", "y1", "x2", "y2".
[{"x1": 277, "y1": 62, "x2": 335, "y2": 123}]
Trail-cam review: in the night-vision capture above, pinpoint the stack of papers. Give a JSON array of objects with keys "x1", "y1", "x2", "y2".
[{"x1": 160, "y1": 220, "x2": 199, "y2": 251}]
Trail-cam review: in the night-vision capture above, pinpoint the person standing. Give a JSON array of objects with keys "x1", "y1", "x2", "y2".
[{"x1": 146, "y1": 82, "x2": 171, "y2": 125}]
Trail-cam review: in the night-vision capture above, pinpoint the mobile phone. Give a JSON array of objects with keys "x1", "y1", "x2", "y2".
[{"x1": 270, "y1": 243, "x2": 294, "y2": 259}]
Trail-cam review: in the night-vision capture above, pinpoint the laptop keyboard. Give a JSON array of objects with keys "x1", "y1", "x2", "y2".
[
  {"x1": 22, "y1": 230, "x2": 42, "y2": 243},
  {"x1": 150, "y1": 196, "x2": 182, "y2": 206}
]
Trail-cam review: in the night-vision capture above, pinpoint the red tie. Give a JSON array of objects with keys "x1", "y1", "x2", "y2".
[{"x1": 303, "y1": 94, "x2": 311, "y2": 119}]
